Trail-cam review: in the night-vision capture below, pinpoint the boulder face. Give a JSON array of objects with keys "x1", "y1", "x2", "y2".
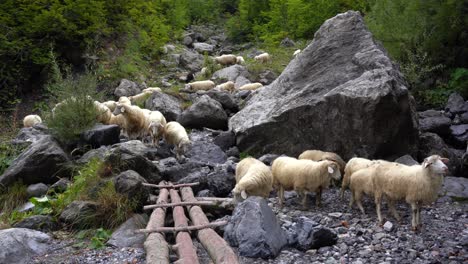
[{"x1": 229, "y1": 11, "x2": 419, "y2": 159}]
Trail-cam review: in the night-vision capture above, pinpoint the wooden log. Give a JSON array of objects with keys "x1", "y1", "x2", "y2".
[
  {"x1": 180, "y1": 187, "x2": 239, "y2": 264},
  {"x1": 144, "y1": 181, "x2": 170, "y2": 264},
  {"x1": 143, "y1": 182, "x2": 200, "y2": 189},
  {"x1": 196, "y1": 197, "x2": 233, "y2": 202},
  {"x1": 170, "y1": 188, "x2": 199, "y2": 264},
  {"x1": 136, "y1": 221, "x2": 228, "y2": 234},
  {"x1": 144, "y1": 201, "x2": 215, "y2": 210}
]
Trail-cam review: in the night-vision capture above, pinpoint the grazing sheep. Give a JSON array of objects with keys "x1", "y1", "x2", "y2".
[
  {"x1": 185, "y1": 80, "x2": 216, "y2": 91},
  {"x1": 232, "y1": 157, "x2": 273, "y2": 203},
  {"x1": 200, "y1": 67, "x2": 208, "y2": 76},
  {"x1": 142, "y1": 87, "x2": 162, "y2": 93},
  {"x1": 164, "y1": 121, "x2": 191, "y2": 160},
  {"x1": 254, "y1": 53, "x2": 270, "y2": 63},
  {"x1": 113, "y1": 103, "x2": 150, "y2": 140},
  {"x1": 236, "y1": 56, "x2": 245, "y2": 65},
  {"x1": 340, "y1": 157, "x2": 373, "y2": 199},
  {"x1": 23, "y1": 114, "x2": 42, "y2": 128},
  {"x1": 372, "y1": 155, "x2": 449, "y2": 230},
  {"x1": 216, "y1": 81, "x2": 235, "y2": 93},
  {"x1": 348, "y1": 166, "x2": 377, "y2": 214},
  {"x1": 214, "y1": 54, "x2": 237, "y2": 66},
  {"x1": 108, "y1": 113, "x2": 127, "y2": 129},
  {"x1": 272, "y1": 156, "x2": 341, "y2": 208},
  {"x1": 118, "y1": 96, "x2": 131, "y2": 105},
  {"x1": 293, "y1": 49, "x2": 301, "y2": 57},
  {"x1": 238, "y1": 82, "x2": 263, "y2": 91},
  {"x1": 102, "y1": 101, "x2": 117, "y2": 112},
  {"x1": 129, "y1": 91, "x2": 153, "y2": 106},
  {"x1": 298, "y1": 150, "x2": 346, "y2": 175},
  {"x1": 93, "y1": 101, "x2": 112, "y2": 124},
  {"x1": 147, "y1": 110, "x2": 167, "y2": 147}
]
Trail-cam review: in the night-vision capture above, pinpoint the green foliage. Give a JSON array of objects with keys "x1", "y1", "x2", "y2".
[
  {"x1": 0, "y1": 181, "x2": 28, "y2": 227},
  {"x1": 239, "y1": 152, "x2": 250, "y2": 160},
  {"x1": 90, "y1": 228, "x2": 112, "y2": 249},
  {"x1": 29, "y1": 196, "x2": 54, "y2": 215},
  {"x1": 0, "y1": 141, "x2": 27, "y2": 176},
  {"x1": 449, "y1": 68, "x2": 468, "y2": 98},
  {"x1": 201, "y1": 53, "x2": 221, "y2": 79}
]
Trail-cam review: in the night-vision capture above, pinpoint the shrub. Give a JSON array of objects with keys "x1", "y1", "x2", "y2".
[{"x1": 0, "y1": 181, "x2": 28, "y2": 227}]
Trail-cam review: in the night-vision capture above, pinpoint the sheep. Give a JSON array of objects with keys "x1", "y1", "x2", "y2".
[
  {"x1": 298, "y1": 150, "x2": 346, "y2": 175},
  {"x1": 113, "y1": 103, "x2": 150, "y2": 140},
  {"x1": 102, "y1": 101, "x2": 117, "y2": 112},
  {"x1": 185, "y1": 80, "x2": 215, "y2": 91},
  {"x1": 232, "y1": 157, "x2": 273, "y2": 203},
  {"x1": 214, "y1": 54, "x2": 237, "y2": 66},
  {"x1": 108, "y1": 113, "x2": 127, "y2": 129},
  {"x1": 348, "y1": 166, "x2": 377, "y2": 215},
  {"x1": 254, "y1": 52, "x2": 270, "y2": 63},
  {"x1": 216, "y1": 81, "x2": 235, "y2": 93},
  {"x1": 147, "y1": 110, "x2": 167, "y2": 147},
  {"x1": 238, "y1": 82, "x2": 263, "y2": 91},
  {"x1": 340, "y1": 157, "x2": 373, "y2": 199},
  {"x1": 23, "y1": 114, "x2": 42, "y2": 128},
  {"x1": 371, "y1": 155, "x2": 449, "y2": 230},
  {"x1": 200, "y1": 67, "x2": 208, "y2": 76},
  {"x1": 142, "y1": 87, "x2": 162, "y2": 93},
  {"x1": 93, "y1": 101, "x2": 112, "y2": 124},
  {"x1": 118, "y1": 96, "x2": 131, "y2": 105},
  {"x1": 163, "y1": 121, "x2": 191, "y2": 160},
  {"x1": 129, "y1": 91, "x2": 153, "y2": 106},
  {"x1": 236, "y1": 56, "x2": 245, "y2": 65},
  {"x1": 293, "y1": 49, "x2": 301, "y2": 57},
  {"x1": 272, "y1": 156, "x2": 341, "y2": 208}
]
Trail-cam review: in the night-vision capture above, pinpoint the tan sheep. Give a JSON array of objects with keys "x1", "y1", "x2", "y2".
[
  {"x1": 142, "y1": 87, "x2": 162, "y2": 93},
  {"x1": 102, "y1": 101, "x2": 117, "y2": 112},
  {"x1": 129, "y1": 91, "x2": 153, "y2": 106},
  {"x1": 272, "y1": 156, "x2": 341, "y2": 208},
  {"x1": 214, "y1": 54, "x2": 237, "y2": 66},
  {"x1": 348, "y1": 166, "x2": 377, "y2": 215},
  {"x1": 118, "y1": 96, "x2": 131, "y2": 105},
  {"x1": 236, "y1": 56, "x2": 245, "y2": 65},
  {"x1": 254, "y1": 53, "x2": 270, "y2": 63},
  {"x1": 232, "y1": 157, "x2": 273, "y2": 203},
  {"x1": 93, "y1": 101, "x2": 112, "y2": 124},
  {"x1": 372, "y1": 155, "x2": 449, "y2": 230},
  {"x1": 23, "y1": 114, "x2": 42, "y2": 128},
  {"x1": 293, "y1": 49, "x2": 301, "y2": 57},
  {"x1": 238, "y1": 82, "x2": 263, "y2": 91},
  {"x1": 113, "y1": 103, "x2": 150, "y2": 140},
  {"x1": 340, "y1": 157, "x2": 373, "y2": 199},
  {"x1": 185, "y1": 80, "x2": 216, "y2": 91},
  {"x1": 163, "y1": 121, "x2": 191, "y2": 160},
  {"x1": 216, "y1": 81, "x2": 235, "y2": 93},
  {"x1": 298, "y1": 150, "x2": 346, "y2": 176},
  {"x1": 147, "y1": 110, "x2": 167, "y2": 147}
]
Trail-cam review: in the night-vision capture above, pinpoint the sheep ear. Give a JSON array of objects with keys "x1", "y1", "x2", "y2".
[
  {"x1": 423, "y1": 159, "x2": 431, "y2": 168},
  {"x1": 241, "y1": 190, "x2": 248, "y2": 199},
  {"x1": 120, "y1": 106, "x2": 125, "y2": 113},
  {"x1": 441, "y1": 158, "x2": 450, "y2": 164},
  {"x1": 327, "y1": 166, "x2": 334, "y2": 174}
]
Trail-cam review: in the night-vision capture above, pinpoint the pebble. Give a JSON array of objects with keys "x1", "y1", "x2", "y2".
[
  {"x1": 328, "y1": 212, "x2": 343, "y2": 218},
  {"x1": 383, "y1": 221, "x2": 394, "y2": 232}
]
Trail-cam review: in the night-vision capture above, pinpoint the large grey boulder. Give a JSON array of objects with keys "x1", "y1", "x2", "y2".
[
  {"x1": 114, "y1": 170, "x2": 149, "y2": 208},
  {"x1": 206, "y1": 90, "x2": 239, "y2": 113},
  {"x1": 80, "y1": 124, "x2": 120, "y2": 148},
  {"x1": 145, "y1": 91, "x2": 182, "y2": 121},
  {"x1": 394, "y1": 154, "x2": 419, "y2": 166},
  {"x1": 107, "y1": 214, "x2": 148, "y2": 248},
  {"x1": 229, "y1": 11, "x2": 418, "y2": 159},
  {"x1": 179, "y1": 49, "x2": 204, "y2": 72},
  {"x1": 59, "y1": 201, "x2": 98, "y2": 227},
  {"x1": 224, "y1": 197, "x2": 287, "y2": 258},
  {"x1": 193, "y1": 42, "x2": 215, "y2": 55},
  {"x1": 0, "y1": 136, "x2": 70, "y2": 187},
  {"x1": 418, "y1": 110, "x2": 452, "y2": 135},
  {"x1": 0, "y1": 228, "x2": 50, "y2": 263},
  {"x1": 12, "y1": 124, "x2": 49, "y2": 145},
  {"x1": 13, "y1": 215, "x2": 58, "y2": 232},
  {"x1": 442, "y1": 176, "x2": 468, "y2": 200},
  {"x1": 418, "y1": 132, "x2": 463, "y2": 176},
  {"x1": 178, "y1": 95, "x2": 228, "y2": 130},
  {"x1": 114, "y1": 79, "x2": 141, "y2": 97},
  {"x1": 449, "y1": 124, "x2": 468, "y2": 147},
  {"x1": 445, "y1": 93, "x2": 468, "y2": 115},
  {"x1": 26, "y1": 183, "x2": 49, "y2": 198},
  {"x1": 77, "y1": 146, "x2": 110, "y2": 164},
  {"x1": 212, "y1": 65, "x2": 250, "y2": 82}
]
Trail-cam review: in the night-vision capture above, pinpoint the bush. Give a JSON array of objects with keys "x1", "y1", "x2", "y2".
[
  {"x1": 0, "y1": 181, "x2": 28, "y2": 227},
  {"x1": 449, "y1": 68, "x2": 468, "y2": 98}
]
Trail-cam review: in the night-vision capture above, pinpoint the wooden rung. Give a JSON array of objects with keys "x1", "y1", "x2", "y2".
[
  {"x1": 136, "y1": 221, "x2": 228, "y2": 234},
  {"x1": 142, "y1": 182, "x2": 200, "y2": 188},
  {"x1": 143, "y1": 201, "x2": 214, "y2": 210}
]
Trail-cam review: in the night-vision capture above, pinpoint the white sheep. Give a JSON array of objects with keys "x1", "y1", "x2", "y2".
[
  {"x1": 238, "y1": 82, "x2": 263, "y2": 91},
  {"x1": 340, "y1": 157, "x2": 373, "y2": 199},
  {"x1": 348, "y1": 166, "x2": 376, "y2": 215},
  {"x1": 93, "y1": 101, "x2": 112, "y2": 124},
  {"x1": 23, "y1": 114, "x2": 42, "y2": 128},
  {"x1": 236, "y1": 56, "x2": 245, "y2": 65},
  {"x1": 147, "y1": 110, "x2": 167, "y2": 147},
  {"x1": 185, "y1": 80, "x2": 215, "y2": 91},
  {"x1": 254, "y1": 53, "x2": 270, "y2": 63},
  {"x1": 113, "y1": 103, "x2": 150, "y2": 140},
  {"x1": 232, "y1": 157, "x2": 273, "y2": 203},
  {"x1": 118, "y1": 96, "x2": 132, "y2": 105},
  {"x1": 371, "y1": 155, "x2": 449, "y2": 230},
  {"x1": 108, "y1": 113, "x2": 127, "y2": 130},
  {"x1": 216, "y1": 81, "x2": 235, "y2": 93},
  {"x1": 129, "y1": 91, "x2": 153, "y2": 106},
  {"x1": 272, "y1": 156, "x2": 341, "y2": 208},
  {"x1": 163, "y1": 121, "x2": 191, "y2": 160},
  {"x1": 102, "y1": 101, "x2": 117, "y2": 112},
  {"x1": 299, "y1": 150, "x2": 346, "y2": 175},
  {"x1": 214, "y1": 54, "x2": 237, "y2": 66},
  {"x1": 142, "y1": 87, "x2": 162, "y2": 93},
  {"x1": 293, "y1": 49, "x2": 301, "y2": 57}
]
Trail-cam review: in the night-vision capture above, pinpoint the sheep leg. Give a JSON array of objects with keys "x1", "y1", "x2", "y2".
[
  {"x1": 355, "y1": 192, "x2": 366, "y2": 215},
  {"x1": 375, "y1": 194, "x2": 383, "y2": 225},
  {"x1": 411, "y1": 203, "x2": 418, "y2": 231},
  {"x1": 416, "y1": 202, "x2": 422, "y2": 228},
  {"x1": 315, "y1": 187, "x2": 322, "y2": 207},
  {"x1": 278, "y1": 186, "x2": 284, "y2": 208},
  {"x1": 388, "y1": 200, "x2": 401, "y2": 222},
  {"x1": 349, "y1": 191, "x2": 355, "y2": 209},
  {"x1": 340, "y1": 180, "x2": 347, "y2": 200},
  {"x1": 300, "y1": 191, "x2": 308, "y2": 209}
]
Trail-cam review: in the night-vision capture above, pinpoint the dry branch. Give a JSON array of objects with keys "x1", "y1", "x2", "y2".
[{"x1": 143, "y1": 182, "x2": 200, "y2": 189}]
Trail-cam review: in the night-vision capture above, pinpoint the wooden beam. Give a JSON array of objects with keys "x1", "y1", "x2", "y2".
[
  {"x1": 136, "y1": 221, "x2": 228, "y2": 234},
  {"x1": 144, "y1": 201, "x2": 215, "y2": 210},
  {"x1": 143, "y1": 182, "x2": 200, "y2": 189}
]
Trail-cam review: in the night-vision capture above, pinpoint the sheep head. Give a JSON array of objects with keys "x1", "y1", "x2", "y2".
[
  {"x1": 326, "y1": 161, "x2": 342, "y2": 180},
  {"x1": 232, "y1": 187, "x2": 248, "y2": 204},
  {"x1": 178, "y1": 139, "x2": 191, "y2": 154},
  {"x1": 423, "y1": 155, "x2": 449, "y2": 175}
]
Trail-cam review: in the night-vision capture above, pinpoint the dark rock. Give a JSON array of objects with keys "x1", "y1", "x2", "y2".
[
  {"x1": 280, "y1": 37, "x2": 296, "y2": 47},
  {"x1": 258, "y1": 154, "x2": 280, "y2": 166},
  {"x1": 193, "y1": 42, "x2": 215, "y2": 55},
  {"x1": 445, "y1": 93, "x2": 468, "y2": 115},
  {"x1": 0, "y1": 228, "x2": 50, "y2": 264},
  {"x1": 114, "y1": 170, "x2": 149, "y2": 208},
  {"x1": 179, "y1": 49, "x2": 204, "y2": 72},
  {"x1": 196, "y1": 189, "x2": 213, "y2": 197},
  {"x1": 12, "y1": 124, "x2": 49, "y2": 145},
  {"x1": 394, "y1": 155, "x2": 419, "y2": 166},
  {"x1": 81, "y1": 124, "x2": 120, "y2": 148},
  {"x1": 418, "y1": 110, "x2": 452, "y2": 135},
  {"x1": 76, "y1": 146, "x2": 110, "y2": 164},
  {"x1": 294, "y1": 217, "x2": 338, "y2": 250},
  {"x1": 59, "y1": 201, "x2": 99, "y2": 227},
  {"x1": 224, "y1": 197, "x2": 287, "y2": 258},
  {"x1": 418, "y1": 132, "x2": 463, "y2": 176},
  {"x1": 182, "y1": 35, "x2": 193, "y2": 47},
  {"x1": 258, "y1": 70, "x2": 277, "y2": 85},
  {"x1": 178, "y1": 95, "x2": 228, "y2": 130},
  {"x1": 229, "y1": 11, "x2": 418, "y2": 159},
  {"x1": 204, "y1": 168, "x2": 235, "y2": 197},
  {"x1": 226, "y1": 147, "x2": 240, "y2": 158},
  {"x1": 157, "y1": 157, "x2": 209, "y2": 183},
  {"x1": 213, "y1": 130, "x2": 236, "y2": 151},
  {"x1": 107, "y1": 214, "x2": 148, "y2": 248},
  {"x1": 212, "y1": 65, "x2": 250, "y2": 82},
  {"x1": 236, "y1": 90, "x2": 251, "y2": 100},
  {"x1": 441, "y1": 176, "x2": 468, "y2": 199},
  {"x1": 0, "y1": 136, "x2": 70, "y2": 187},
  {"x1": 186, "y1": 139, "x2": 227, "y2": 165},
  {"x1": 49, "y1": 178, "x2": 71, "y2": 193},
  {"x1": 459, "y1": 112, "x2": 468, "y2": 123},
  {"x1": 206, "y1": 90, "x2": 239, "y2": 113},
  {"x1": 26, "y1": 183, "x2": 48, "y2": 198},
  {"x1": 13, "y1": 215, "x2": 58, "y2": 232},
  {"x1": 145, "y1": 91, "x2": 182, "y2": 122},
  {"x1": 449, "y1": 124, "x2": 468, "y2": 147},
  {"x1": 114, "y1": 79, "x2": 141, "y2": 97}
]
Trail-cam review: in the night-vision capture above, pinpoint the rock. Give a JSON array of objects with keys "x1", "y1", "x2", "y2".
[
  {"x1": 449, "y1": 124, "x2": 468, "y2": 147},
  {"x1": 81, "y1": 124, "x2": 120, "y2": 148},
  {"x1": 206, "y1": 90, "x2": 239, "y2": 113},
  {"x1": 26, "y1": 183, "x2": 48, "y2": 198},
  {"x1": 145, "y1": 91, "x2": 182, "y2": 121},
  {"x1": 213, "y1": 130, "x2": 236, "y2": 151},
  {"x1": 418, "y1": 132, "x2": 463, "y2": 176},
  {"x1": 459, "y1": 112, "x2": 468, "y2": 123},
  {"x1": 114, "y1": 79, "x2": 141, "y2": 97},
  {"x1": 441, "y1": 176, "x2": 468, "y2": 199},
  {"x1": 212, "y1": 65, "x2": 250, "y2": 82},
  {"x1": 107, "y1": 214, "x2": 148, "y2": 248},
  {"x1": 157, "y1": 157, "x2": 209, "y2": 183},
  {"x1": 59, "y1": 201, "x2": 99, "y2": 227},
  {"x1": 0, "y1": 228, "x2": 50, "y2": 263},
  {"x1": 294, "y1": 217, "x2": 338, "y2": 251},
  {"x1": 106, "y1": 141, "x2": 161, "y2": 183},
  {"x1": 114, "y1": 170, "x2": 149, "y2": 208},
  {"x1": 229, "y1": 11, "x2": 418, "y2": 159},
  {"x1": 328, "y1": 212, "x2": 343, "y2": 218},
  {"x1": 234, "y1": 76, "x2": 252, "y2": 89},
  {"x1": 49, "y1": 178, "x2": 71, "y2": 193},
  {"x1": 258, "y1": 70, "x2": 277, "y2": 85},
  {"x1": 13, "y1": 215, "x2": 58, "y2": 232},
  {"x1": 179, "y1": 49, "x2": 204, "y2": 72},
  {"x1": 226, "y1": 147, "x2": 240, "y2": 158},
  {"x1": 383, "y1": 221, "x2": 394, "y2": 232},
  {"x1": 178, "y1": 95, "x2": 228, "y2": 130},
  {"x1": 77, "y1": 146, "x2": 110, "y2": 164},
  {"x1": 11, "y1": 124, "x2": 49, "y2": 145},
  {"x1": 445, "y1": 93, "x2": 468, "y2": 115},
  {"x1": 182, "y1": 35, "x2": 193, "y2": 47},
  {"x1": 224, "y1": 197, "x2": 287, "y2": 258},
  {"x1": 186, "y1": 139, "x2": 228, "y2": 165},
  {"x1": 204, "y1": 167, "x2": 235, "y2": 197},
  {"x1": 280, "y1": 37, "x2": 296, "y2": 47},
  {"x1": 193, "y1": 42, "x2": 215, "y2": 55},
  {"x1": 0, "y1": 136, "x2": 70, "y2": 187},
  {"x1": 394, "y1": 155, "x2": 419, "y2": 166},
  {"x1": 418, "y1": 110, "x2": 452, "y2": 135},
  {"x1": 258, "y1": 154, "x2": 280, "y2": 166}
]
